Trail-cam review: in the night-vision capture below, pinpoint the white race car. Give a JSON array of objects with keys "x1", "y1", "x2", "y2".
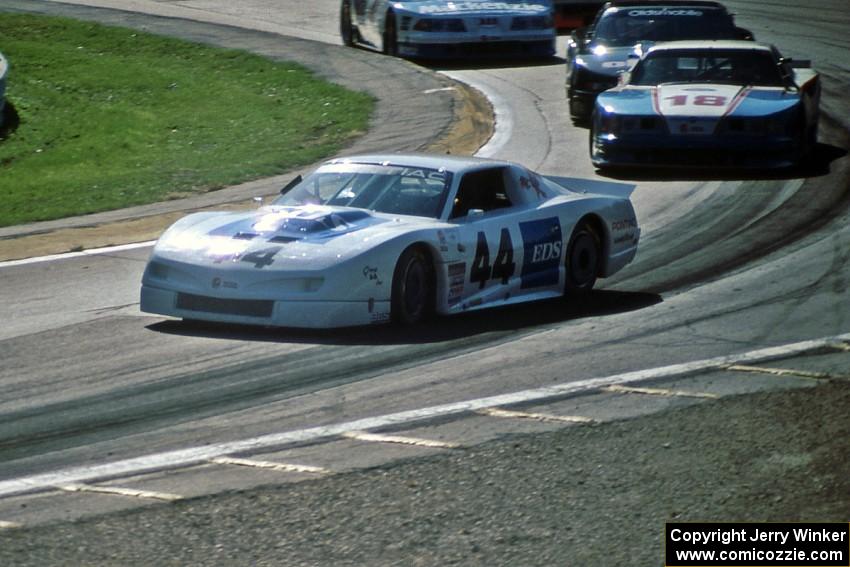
[
  {"x1": 340, "y1": 0, "x2": 556, "y2": 59},
  {"x1": 141, "y1": 154, "x2": 640, "y2": 328}
]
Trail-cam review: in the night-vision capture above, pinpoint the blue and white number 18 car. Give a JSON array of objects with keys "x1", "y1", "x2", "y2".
[
  {"x1": 340, "y1": 0, "x2": 556, "y2": 59},
  {"x1": 590, "y1": 41, "x2": 821, "y2": 168},
  {"x1": 141, "y1": 154, "x2": 640, "y2": 328}
]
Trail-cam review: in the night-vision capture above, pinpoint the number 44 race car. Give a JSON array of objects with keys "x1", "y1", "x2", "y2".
[
  {"x1": 340, "y1": 0, "x2": 557, "y2": 59},
  {"x1": 141, "y1": 154, "x2": 640, "y2": 328}
]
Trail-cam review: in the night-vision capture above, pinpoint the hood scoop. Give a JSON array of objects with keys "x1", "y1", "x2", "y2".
[
  {"x1": 209, "y1": 207, "x2": 381, "y2": 245},
  {"x1": 268, "y1": 235, "x2": 299, "y2": 243}
]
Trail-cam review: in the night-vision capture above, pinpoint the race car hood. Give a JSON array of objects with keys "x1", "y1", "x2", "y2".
[
  {"x1": 151, "y1": 205, "x2": 432, "y2": 272},
  {"x1": 576, "y1": 44, "x2": 642, "y2": 76},
  {"x1": 599, "y1": 84, "x2": 801, "y2": 134},
  {"x1": 395, "y1": 1, "x2": 552, "y2": 16}
]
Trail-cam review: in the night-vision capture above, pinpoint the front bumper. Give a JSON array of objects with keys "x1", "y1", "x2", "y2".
[
  {"x1": 398, "y1": 38, "x2": 555, "y2": 59},
  {"x1": 141, "y1": 284, "x2": 391, "y2": 328},
  {"x1": 590, "y1": 133, "x2": 802, "y2": 169}
]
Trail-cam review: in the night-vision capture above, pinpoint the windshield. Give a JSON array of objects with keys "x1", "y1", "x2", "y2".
[
  {"x1": 630, "y1": 49, "x2": 785, "y2": 86},
  {"x1": 274, "y1": 163, "x2": 452, "y2": 219},
  {"x1": 593, "y1": 7, "x2": 737, "y2": 47}
]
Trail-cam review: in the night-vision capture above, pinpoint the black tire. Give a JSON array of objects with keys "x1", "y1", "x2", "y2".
[
  {"x1": 383, "y1": 11, "x2": 398, "y2": 56},
  {"x1": 564, "y1": 221, "x2": 601, "y2": 295},
  {"x1": 340, "y1": 0, "x2": 354, "y2": 47},
  {"x1": 588, "y1": 123, "x2": 604, "y2": 169},
  {"x1": 391, "y1": 247, "x2": 433, "y2": 325}
]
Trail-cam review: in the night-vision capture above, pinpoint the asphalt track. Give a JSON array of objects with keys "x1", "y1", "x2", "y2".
[{"x1": 0, "y1": 0, "x2": 849, "y2": 563}]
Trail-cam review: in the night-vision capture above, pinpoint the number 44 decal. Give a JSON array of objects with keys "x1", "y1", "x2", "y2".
[{"x1": 470, "y1": 229, "x2": 516, "y2": 289}]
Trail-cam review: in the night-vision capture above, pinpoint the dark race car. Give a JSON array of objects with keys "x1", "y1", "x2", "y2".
[{"x1": 565, "y1": 0, "x2": 752, "y2": 123}]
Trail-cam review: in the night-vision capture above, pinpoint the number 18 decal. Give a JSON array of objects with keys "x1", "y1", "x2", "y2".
[
  {"x1": 665, "y1": 94, "x2": 727, "y2": 107},
  {"x1": 470, "y1": 229, "x2": 516, "y2": 289}
]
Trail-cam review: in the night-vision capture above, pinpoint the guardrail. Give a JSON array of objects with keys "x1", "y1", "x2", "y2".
[{"x1": 0, "y1": 51, "x2": 7, "y2": 128}]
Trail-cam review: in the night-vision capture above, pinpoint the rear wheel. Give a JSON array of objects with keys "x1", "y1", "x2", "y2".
[
  {"x1": 383, "y1": 11, "x2": 398, "y2": 56},
  {"x1": 391, "y1": 247, "x2": 433, "y2": 325},
  {"x1": 564, "y1": 221, "x2": 601, "y2": 295},
  {"x1": 340, "y1": 0, "x2": 354, "y2": 46}
]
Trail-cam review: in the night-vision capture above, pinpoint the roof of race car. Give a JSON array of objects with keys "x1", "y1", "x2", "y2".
[
  {"x1": 644, "y1": 39, "x2": 772, "y2": 53},
  {"x1": 323, "y1": 153, "x2": 514, "y2": 174}
]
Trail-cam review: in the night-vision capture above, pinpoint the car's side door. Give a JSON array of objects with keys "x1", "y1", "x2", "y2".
[{"x1": 448, "y1": 167, "x2": 565, "y2": 311}]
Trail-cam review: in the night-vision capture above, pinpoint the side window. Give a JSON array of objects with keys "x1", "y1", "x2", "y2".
[{"x1": 450, "y1": 168, "x2": 513, "y2": 219}]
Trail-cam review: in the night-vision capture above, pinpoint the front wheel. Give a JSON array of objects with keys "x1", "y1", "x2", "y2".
[
  {"x1": 588, "y1": 118, "x2": 601, "y2": 164},
  {"x1": 564, "y1": 221, "x2": 601, "y2": 295},
  {"x1": 391, "y1": 247, "x2": 433, "y2": 326},
  {"x1": 383, "y1": 11, "x2": 398, "y2": 56},
  {"x1": 340, "y1": 0, "x2": 354, "y2": 46}
]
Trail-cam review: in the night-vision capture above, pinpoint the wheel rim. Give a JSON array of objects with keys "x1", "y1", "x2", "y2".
[
  {"x1": 569, "y1": 232, "x2": 599, "y2": 288},
  {"x1": 402, "y1": 258, "x2": 427, "y2": 319}
]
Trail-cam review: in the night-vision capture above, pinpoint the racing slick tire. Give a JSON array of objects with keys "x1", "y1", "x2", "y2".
[
  {"x1": 340, "y1": 0, "x2": 355, "y2": 47},
  {"x1": 588, "y1": 123, "x2": 604, "y2": 170},
  {"x1": 391, "y1": 246, "x2": 434, "y2": 326},
  {"x1": 383, "y1": 11, "x2": 398, "y2": 56},
  {"x1": 564, "y1": 220, "x2": 601, "y2": 295}
]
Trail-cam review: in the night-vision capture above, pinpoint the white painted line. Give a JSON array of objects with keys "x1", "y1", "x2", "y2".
[
  {"x1": 342, "y1": 431, "x2": 459, "y2": 449},
  {"x1": 602, "y1": 385, "x2": 719, "y2": 399},
  {"x1": 0, "y1": 241, "x2": 155, "y2": 269},
  {"x1": 0, "y1": 520, "x2": 22, "y2": 529},
  {"x1": 423, "y1": 87, "x2": 456, "y2": 94},
  {"x1": 210, "y1": 456, "x2": 329, "y2": 474},
  {"x1": 0, "y1": 332, "x2": 848, "y2": 499},
  {"x1": 724, "y1": 364, "x2": 835, "y2": 380},
  {"x1": 441, "y1": 71, "x2": 512, "y2": 158},
  {"x1": 478, "y1": 407, "x2": 594, "y2": 424},
  {"x1": 56, "y1": 483, "x2": 182, "y2": 501}
]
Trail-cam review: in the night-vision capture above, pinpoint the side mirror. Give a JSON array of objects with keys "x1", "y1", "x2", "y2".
[
  {"x1": 573, "y1": 26, "x2": 591, "y2": 47},
  {"x1": 736, "y1": 27, "x2": 753, "y2": 40},
  {"x1": 280, "y1": 174, "x2": 303, "y2": 195}
]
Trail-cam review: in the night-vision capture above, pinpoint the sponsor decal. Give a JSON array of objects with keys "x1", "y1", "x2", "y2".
[
  {"x1": 419, "y1": 2, "x2": 547, "y2": 15},
  {"x1": 628, "y1": 9, "x2": 703, "y2": 17},
  {"x1": 612, "y1": 217, "x2": 638, "y2": 232},
  {"x1": 519, "y1": 217, "x2": 562, "y2": 289},
  {"x1": 370, "y1": 311, "x2": 391, "y2": 323},
  {"x1": 448, "y1": 262, "x2": 466, "y2": 305},
  {"x1": 400, "y1": 167, "x2": 446, "y2": 182},
  {"x1": 363, "y1": 266, "x2": 383, "y2": 285},
  {"x1": 211, "y1": 277, "x2": 238, "y2": 290},
  {"x1": 519, "y1": 174, "x2": 546, "y2": 199},
  {"x1": 437, "y1": 230, "x2": 449, "y2": 252}
]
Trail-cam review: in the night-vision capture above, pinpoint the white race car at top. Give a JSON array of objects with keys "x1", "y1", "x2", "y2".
[
  {"x1": 141, "y1": 154, "x2": 640, "y2": 328},
  {"x1": 340, "y1": 0, "x2": 557, "y2": 59}
]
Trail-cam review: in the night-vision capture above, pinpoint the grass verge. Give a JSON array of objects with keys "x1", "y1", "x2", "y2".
[{"x1": 0, "y1": 13, "x2": 374, "y2": 227}]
